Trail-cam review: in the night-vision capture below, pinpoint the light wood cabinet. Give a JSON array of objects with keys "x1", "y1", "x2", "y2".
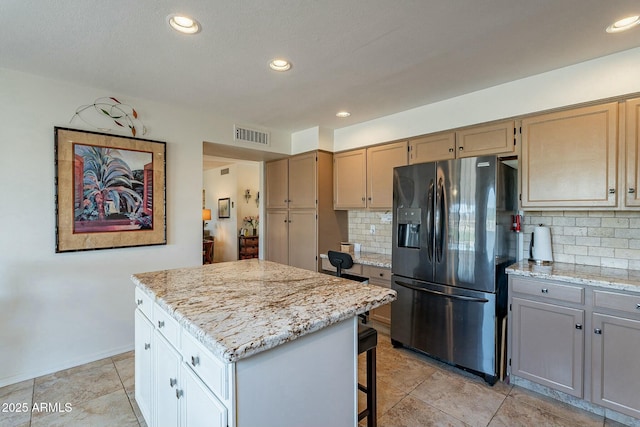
[
  {"x1": 333, "y1": 149, "x2": 367, "y2": 209},
  {"x1": 510, "y1": 297, "x2": 584, "y2": 397},
  {"x1": 625, "y1": 97, "x2": 640, "y2": 207},
  {"x1": 456, "y1": 121, "x2": 516, "y2": 158},
  {"x1": 265, "y1": 158, "x2": 288, "y2": 209},
  {"x1": 334, "y1": 141, "x2": 408, "y2": 210},
  {"x1": 363, "y1": 265, "x2": 392, "y2": 326},
  {"x1": 265, "y1": 151, "x2": 347, "y2": 271},
  {"x1": 409, "y1": 132, "x2": 455, "y2": 164},
  {"x1": 521, "y1": 102, "x2": 618, "y2": 209}
]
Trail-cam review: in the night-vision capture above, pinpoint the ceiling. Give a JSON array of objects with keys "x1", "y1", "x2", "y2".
[{"x1": 2, "y1": 1, "x2": 640, "y2": 134}]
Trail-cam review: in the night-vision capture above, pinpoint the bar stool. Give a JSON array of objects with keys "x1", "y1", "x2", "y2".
[{"x1": 327, "y1": 250, "x2": 377, "y2": 427}]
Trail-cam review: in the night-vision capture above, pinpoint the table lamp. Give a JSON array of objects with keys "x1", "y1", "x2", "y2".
[{"x1": 202, "y1": 208, "x2": 212, "y2": 237}]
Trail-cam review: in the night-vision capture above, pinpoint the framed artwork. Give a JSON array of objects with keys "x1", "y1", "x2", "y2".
[
  {"x1": 54, "y1": 127, "x2": 166, "y2": 252},
  {"x1": 218, "y1": 197, "x2": 230, "y2": 218}
]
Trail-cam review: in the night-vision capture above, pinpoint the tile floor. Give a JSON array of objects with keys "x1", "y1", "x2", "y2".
[{"x1": 0, "y1": 334, "x2": 633, "y2": 427}]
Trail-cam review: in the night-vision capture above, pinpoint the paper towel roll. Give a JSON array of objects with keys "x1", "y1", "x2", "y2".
[{"x1": 532, "y1": 225, "x2": 553, "y2": 263}]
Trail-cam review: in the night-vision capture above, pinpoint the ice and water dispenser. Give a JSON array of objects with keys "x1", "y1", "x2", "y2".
[{"x1": 397, "y1": 207, "x2": 421, "y2": 248}]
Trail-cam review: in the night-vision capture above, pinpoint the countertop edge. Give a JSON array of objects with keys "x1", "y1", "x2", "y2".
[{"x1": 506, "y1": 261, "x2": 640, "y2": 294}]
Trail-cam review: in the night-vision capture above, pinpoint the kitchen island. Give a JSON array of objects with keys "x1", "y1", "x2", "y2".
[{"x1": 131, "y1": 259, "x2": 396, "y2": 427}]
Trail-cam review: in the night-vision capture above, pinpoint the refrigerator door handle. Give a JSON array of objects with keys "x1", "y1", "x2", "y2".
[
  {"x1": 426, "y1": 179, "x2": 434, "y2": 262},
  {"x1": 435, "y1": 177, "x2": 445, "y2": 263},
  {"x1": 394, "y1": 280, "x2": 490, "y2": 303}
]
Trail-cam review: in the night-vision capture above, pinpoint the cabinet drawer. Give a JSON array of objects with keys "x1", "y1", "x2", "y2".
[
  {"x1": 321, "y1": 258, "x2": 362, "y2": 275},
  {"x1": 181, "y1": 331, "x2": 229, "y2": 401},
  {"x1": 153, "y1": 304, "x2": 180, "y2": 349},
  {"x1": 134, "y1": 287, "x2": 153, "y2": 320},
  {"x1": 512, "y1": 278, "x2": 584, "y2": 304},
  {"x1": 363, "y1": 265, "x2": 391, "y2": 284},
  {"x1": 593, "y1": 290, "x2": 640, "y2": 316}
]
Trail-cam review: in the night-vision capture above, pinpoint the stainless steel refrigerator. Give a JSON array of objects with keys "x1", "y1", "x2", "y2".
[{"x1": 391, "y1": 155, "x2": 517, "y2": 384}]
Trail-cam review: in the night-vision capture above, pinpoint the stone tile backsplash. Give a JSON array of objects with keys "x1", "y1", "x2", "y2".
[
  {"x1": 348, "y1": 209, "x2": 640, "y2": 270},
  {"x1": 523, "y1": 211, "x2": 640, "y2": 270},
  {"x1": 348, "y1": 210, "x2": 393, "y2": 255}
]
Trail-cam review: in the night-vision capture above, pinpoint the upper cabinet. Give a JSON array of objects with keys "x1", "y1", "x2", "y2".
[
  {"x1": 265, "y1": 152, "x2": 317, "y2": 210},
  {"x1": 625, "y1": 97, "x2": 640, "y2": 207},
  {"x1": 409, "y1": 121, "x2": 516, "y2": 164},
  {"x1": 521, "y1": 102, "x2": 618, "y2": 209},
  {"x1": 334, "y1": 141, "x2": 408, "y2": 210}
]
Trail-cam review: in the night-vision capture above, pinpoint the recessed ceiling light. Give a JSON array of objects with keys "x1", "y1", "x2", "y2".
[
  {"x1": 269, "y1": 59, "x2": 291, "y2": 72},
  {"x1": 168, "y1": 14, "x2": 201, "y2": 34},
  {"x1": 336, "y1": 111, "x2": 351, "y2": 118},
  {"x1": 606, "y1": 15, "x2": 640, "y2": 33}
]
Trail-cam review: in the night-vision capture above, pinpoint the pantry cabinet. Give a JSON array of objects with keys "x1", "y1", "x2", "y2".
[
  {"x1": 265, "y1": 151, "x2": 347, "y2": 271},
  {"x1": 625, "y1": 97, "x2": 640, "y2": 207},
  {"x1": 521, "y1": 102, "x2": 618, "y2": 209},
  {"x1": 334, "y1": 141, "x2": 408, "y2": 209}
]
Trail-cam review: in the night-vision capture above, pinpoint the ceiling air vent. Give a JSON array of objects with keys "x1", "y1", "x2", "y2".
[
  {"x1": 220, "y1": 168, "x2": 229, "y2": 175},
  {"x1": 234, "y1": 125, "x2": 270, "y2": 146}
]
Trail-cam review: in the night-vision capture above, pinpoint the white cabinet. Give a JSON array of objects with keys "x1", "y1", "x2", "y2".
[
  {"x1": 135, "y1": 302, "x2": 154, "y2": 426},
  {"x1": 154, "y1": 332, "x2": 181, "y2": 426},
  {"x1": 181, "y1": 365, "x2": 228, "y2": 427}
]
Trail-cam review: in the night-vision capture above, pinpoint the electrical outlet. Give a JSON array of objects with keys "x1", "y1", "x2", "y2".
[{"x1": 370, "y1": 225, "x2": 376, "y2": 235}]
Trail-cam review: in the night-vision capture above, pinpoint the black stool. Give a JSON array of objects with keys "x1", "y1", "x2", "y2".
[
  {"x1": 358, "y1": 324, "x2": 377, "y2": 427},
  {"x1": 328, "y1": 251, "x2": 377, "y2": 427}
]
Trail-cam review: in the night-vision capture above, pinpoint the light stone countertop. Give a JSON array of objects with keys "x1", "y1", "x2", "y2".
[
  {"x1": 131, "y1": 259, "x2": 397, "y2": 363},
  {"x1": 320, "y1": 251, "x2": 392, "y2": 269},
  {"x1": 506, "y1": 260, "x2": 640, "y2": 294}
]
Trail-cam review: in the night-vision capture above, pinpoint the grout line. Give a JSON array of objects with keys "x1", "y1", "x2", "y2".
[{"x1": 111, "y1": 353, "x2": 143, "y2": 427}]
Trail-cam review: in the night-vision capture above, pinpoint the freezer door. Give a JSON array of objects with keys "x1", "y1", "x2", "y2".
[
  {"x1": 390, "y1": 276, "x2": 497, "y2": 377},
  {"x1": 434, "y1": 157, "x2": 497, "y2": 292},
  {"x1": 392, "y1": 162, "x2": 436, "y2": 282}
]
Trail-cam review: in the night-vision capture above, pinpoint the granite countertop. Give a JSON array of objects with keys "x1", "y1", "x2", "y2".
[
  {"x1": 320, "y1": 251, "x2": 392, "y2": 268},
  {"x1": 506, "y1": 260, "x2": 640, "y2": 294},
  {"x1": 131, "y1": 259, "x2": 396, "y2": 363}
]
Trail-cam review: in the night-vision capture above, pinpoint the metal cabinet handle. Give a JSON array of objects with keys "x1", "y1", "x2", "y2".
[
  {"x1": 541, "y1": 288, "x2": 549, "y2": 294},
  {"x1": 176, "y1": 389, "x2": 183, "y2": 399},
  {"x1": 575, "y1": 324, "x2": 582, "y2": 330},
  {"x1": 191, "y1": 356, "x2": 200, "y2": 366},
  {"x1": 636, "y1": 303, "x2": 640, "y2": 309},
  {"x1": 362, "y1": 197, "x2": 366, "y2": 202},
  {"x1": 136, "y1": 299, "x2": 143, "y2": 306},
  {"x1": 629, "y1": 188, "x2": 636, "y2": 194},
  {"x1": 609, "y1": 188, "x2": 615, "y2": 194},
  {"x1": 144, "y1": 343, "x2": 150, "y2": 350},
  {"x1": 158, "y1": 320, "x2": 165, "y2": 328},
  {"x1": 368, "y1": 197, "x2": 372, "y2": 201},
  {"x1": 448, "y1": 148, "x2": 454, "y2": 153},
  {"x1": 458, "y1": 146, "x2": 463, "y2": 151},
  {"x1": 594, "y1": 328, "x2": 602, "y2": 335},
  {"x1": 379, "y1": 273, "x2": 384, "y2": 277},
  {"x1": 169, "y1": 378, "x2": 177, "y2": 387}
]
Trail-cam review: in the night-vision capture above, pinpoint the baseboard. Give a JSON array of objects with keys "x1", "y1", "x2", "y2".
[{"x1": 0, "y1": 343, "x2": 134, "y2": 388}]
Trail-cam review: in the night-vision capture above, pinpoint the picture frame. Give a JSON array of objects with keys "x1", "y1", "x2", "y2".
[
  {"x1": 54, "y1": 127, "x2": 166, "y2": 252},
  {"x1": 218, "y1": 197, "x2": 231, "y2": 218}
]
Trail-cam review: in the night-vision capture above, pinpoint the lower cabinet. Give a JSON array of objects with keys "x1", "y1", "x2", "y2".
[
  {"x1": 134, "y1": 309, "x2": 154, "y2": 426},
  {"x1": 363, "y1": 265, "x2": 392, "y2": 326},
  {"x1": 509, "y1": 276, "x2": 640, "y2": 420},
  {"x1": 510, "y1": 297, "x2": 584, "y2": 397},
  {"x1": 154, "y1": 331, "x2": 181, "y2": 426},
  {"x1": 181, "y1": 365, "x2": 228, "y2": 427},
  {"x1": 591, "y1": 313, "x2": 640, "y2": 419}
]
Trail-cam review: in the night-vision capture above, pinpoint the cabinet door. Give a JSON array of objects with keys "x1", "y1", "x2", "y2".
[
  {"x1": 288, "y1": 152, "x2": 317, "y2": 209},
  {"x1": 265, "y1": 158, "x2": 288, "y2": 209},
  {"x1": 288, "y1": 210, "x2": 317, "y2": 271},
  {"x1": 154, "y1": 332, "x2": 181, "y2": 427},
  {"x1": 333, "y1": 149, "x2": 366, "y2": 209},
  {"x1": 135, "y1": 309, "x2": 154, "y2": 427},
  {"x1": 265, "y1": 210, "x2": 288, "y2": 265},
  {"x1": 511, "y1": 298, "x2": 584, "y2": 397},
  {"x1": 591, "y1": 313, "x2": 640, "y2": 419},
  {"x1": 625, "y1": 97, "x2": 640, "y2": 207},
  {"x1": 409, "y1": 132, "x2": 455, "y2": 164},
  {"x1": 456, "y1": 120, "x2": 516, "y2": 158},
  {"x1": 521, "y1": 103, "x2": 618, "y2": 208},
  {"x1": 181, "y1": 365, "x2": 228, "y2": 427},
  {"x1": 367, "y1": 141, "x2": 408, "y2": 209}
]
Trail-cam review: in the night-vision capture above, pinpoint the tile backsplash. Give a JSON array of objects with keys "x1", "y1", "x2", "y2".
[
  {"x1": 348, "y1": 209, "x2": 640, "y2": 270},
  {"x1": 522, "y1": 211, "x2": 640, "y2": 270},
  {"x1": 348, "y1": 210, "x2": 393, "y2": 255}
]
